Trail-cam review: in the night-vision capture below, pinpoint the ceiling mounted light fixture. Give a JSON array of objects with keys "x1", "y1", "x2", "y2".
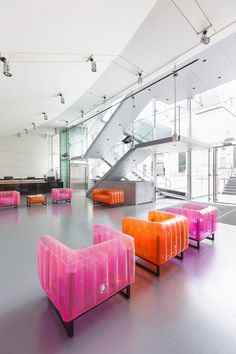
[
  {"x1": 57, "y1": 92, "x2": 65, "y2": 104},
  {"x1": 42, "y1": 112, "x2": 48, "y2": 120},
  {"x1": 65, "y1": 120, "x2": 69, "y2": 127},
  {"x1": 0, "y1": 56, "x2": 12, "y2": 77},
  {"x1": 81, "y1": 110, "x2": 84, "y2": 118},
  {"x1": 137, "y1": 72, "x2": 143, "y2": 85},
  {"x1": 87, "y1": 55, "x2": 97, "y2": 72},
  {"x1": 103, "y1": 96, "x2": 107, "y2": 104},
  {"x1": 24, "y1": 129, "x2": 29, "y2": 134},
  {"x1": 200, "y1": 30, "x2": 210, "y2": 45},
  {"x1": 54, "y1": 128, "x2": 58, "y2": 134},
  {"x1": 32, "y1": 123, "x2": 36, "y2": 129}
]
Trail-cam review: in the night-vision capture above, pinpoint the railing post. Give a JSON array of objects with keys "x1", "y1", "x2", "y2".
[
  {"x1": 173, "y1": 67, "x2": 178, "y2": 141},
  {"x1": 131, "y1": 96, "x2": 135, "y2": 148},
  {"x1": 187, "y1": 98, "x2": 192, "y2": 200}
]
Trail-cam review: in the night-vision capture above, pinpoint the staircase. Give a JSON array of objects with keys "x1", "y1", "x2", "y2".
[{"x1": 223, "y1": 176, "x2": 236, "y2": 195}]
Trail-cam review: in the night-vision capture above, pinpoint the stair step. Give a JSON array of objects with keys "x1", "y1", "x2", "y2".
[{"x1": 222, "y1": 191, "x2": 236, "y2": 195}]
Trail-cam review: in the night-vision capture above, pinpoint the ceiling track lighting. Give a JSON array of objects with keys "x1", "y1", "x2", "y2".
[
  {"x1": 54, "y1": 128, "x2": 58, "y2": 134},
  {"x1": 103, "y1": 96, "x2": 107, "y2": 104},
  {"x1": 87, "y1": 55, "x2": 97, "y2": 72},
  {"x1": 42, "y1": 112, "x2": 48, "y2": 120},
  {"x1": 200, "y1": 29, "x2": 210, "y2": 45},
  {"x1": 32, "y1": 123, "x2": 36, "y2": 129},
  {"x1": 81, "y1": 110, "x2": 84, "y2": 118},
  {"x1": 24, "y1": 129, "x2": 29, "y2": 135},
  {"x1": 137, "y1": 72, "x2": 143, "y2": 85},
  {"x1": 0, "y1": 56, "x2": 12, "y2": 77},
  {"x1": 57, "y1": 92, "x2": 65, "y2": 104},
  {"x1": 65, "y1": 120, "x2": 69, "y2": 127}
]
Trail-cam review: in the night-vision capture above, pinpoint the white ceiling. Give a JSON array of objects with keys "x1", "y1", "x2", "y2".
[{"x1": 0, "y1": 0, "x2": 236, "y2": 137}]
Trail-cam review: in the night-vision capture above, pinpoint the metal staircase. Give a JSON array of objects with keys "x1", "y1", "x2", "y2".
[{"x1": 222, "y1": 176, "x2": 236, "y2": 195}]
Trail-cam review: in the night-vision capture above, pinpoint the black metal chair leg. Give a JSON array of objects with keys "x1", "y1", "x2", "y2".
[
  {"x1": 175, "y1": 251, "x2": 184, "y2": 260},
  {"x1": 63, "y1": 320, "x2": 74, "y2": 338},
  {"x1": 120, "y1": 285, "x2": 130, "y2": 299}
]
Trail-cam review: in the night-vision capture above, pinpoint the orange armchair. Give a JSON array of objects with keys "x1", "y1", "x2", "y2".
[
  {"x1": 122, "y1": 211, "x2": 188, "y2": 276},
  {"x1": 92, "y1": 189, "x2": 124, "y2": 206}
]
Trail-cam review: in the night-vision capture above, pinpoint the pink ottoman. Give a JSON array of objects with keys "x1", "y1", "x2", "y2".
[
  {"x1": 51, "y1": 188, "x2": 72, "y2": 203},
  {"x1": 38, "y1": 224, "x2": 135, "y2": 337},
  {"x1": 167, "y1": 203, "x2": 218, "y2": 249},
  {"x1": 0, "y1": 191, "x2": 20, "y2": 208}
]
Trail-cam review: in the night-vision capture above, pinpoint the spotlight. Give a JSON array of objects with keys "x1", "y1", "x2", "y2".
[
  {"x1": 81, "y1": 110, "x2": 84, "y2": 118},
  {"x1": 103, "y1": 96, "x2": 107, "y2": 104},
  {"x1": 24, "y1": 129, "x2": 29, "y2": 135},
  {"x1": 42, "y1": 112, "x2": 48, "y2": 120},
  {"x1": 57, "y1": 92, "x2": 65, "y2": 104},
  {"x1": 87, "y1": 55, "x2": 97, "y2": 72},
  {"x1": 137, "y1": 72, "x2": 143, "y2": 85},
  {"x1": 201, "y1": 30, "x2": 210, "y2": 45},
  {"x1": 32, "y1": 123, "x2": 36, "y2": 129},
  {"x1": 54, "y1": 128, "x2": 58, "y2": 134},
  {"x1": 65, "y1": 120, "x2": 69, "y2": 127},
  {"x1": 0, "y1": 57, "x2": 12, "y2": 77},
  {"x1": 17, "y1": 133, "x2": 21, "y2": 138}
]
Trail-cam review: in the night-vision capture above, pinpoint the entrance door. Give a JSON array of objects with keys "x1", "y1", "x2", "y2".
[{"x1": 70, "y1": 163, "x2": 88, "y2": 190}]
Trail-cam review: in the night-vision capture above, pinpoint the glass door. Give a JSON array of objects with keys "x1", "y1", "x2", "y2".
[{"x1": 213, "y1": 145, "x2": 236, "y2": 204}]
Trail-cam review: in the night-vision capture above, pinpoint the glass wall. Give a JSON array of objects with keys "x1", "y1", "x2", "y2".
[{"x1": 60, "y1": 129, "x2": 70, "y2": 187}]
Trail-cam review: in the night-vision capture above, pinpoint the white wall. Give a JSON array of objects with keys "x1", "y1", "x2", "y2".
[{"x1": 0, "y1": 133, "x2": 60, "y2": 178}]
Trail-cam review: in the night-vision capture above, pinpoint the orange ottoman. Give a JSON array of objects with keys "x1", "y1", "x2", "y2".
[
  {"x1": 26, "y1": 194, "x2": 47, "y2": 207},
  {"x1": 122, "y1": 211, "x2": 188, "y2": 276},
  {"x1": 92, "y1": 189, "x2": 124, "y2": 206}
]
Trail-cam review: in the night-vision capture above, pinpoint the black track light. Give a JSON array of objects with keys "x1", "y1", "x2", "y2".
[
  {"x1": 201, "y1": 30, "x2": 210, "y2": 45},
  {"x1": 137, "y1": 72, "x2": 143, "y2": 85},
  {"x1": 42, "y1": 112, "x2": 48, "y2": 120},
  {"x1": 58, "y1": 92, "x2": 65, "y2": 104},
  {"x1": 0, "y1": 56, "x2": 12, "y2": 77},
  {"x1": 87, "y1": 55, "x2": 97, "y2": 72}
]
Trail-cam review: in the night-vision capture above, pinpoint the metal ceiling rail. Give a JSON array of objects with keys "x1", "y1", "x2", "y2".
[{"x1": 70, "y1": 58, "x2": 199, "y2": 129}]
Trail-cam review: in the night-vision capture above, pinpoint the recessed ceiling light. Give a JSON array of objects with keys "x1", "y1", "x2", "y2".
[
  {"x1": 193, "y1": 87, "x2": 196, "y2": 90},
  {"x1": 203, "y1": 59, "x2": 207, "y2": 63},
  {"x1": 118, "y1": 123, "x2": 121, "y2": 126}
]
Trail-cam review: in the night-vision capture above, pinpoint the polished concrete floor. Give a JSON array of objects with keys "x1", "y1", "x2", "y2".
[{"x1": 0, "y1": 192, "x2": 236, "y2": 354}]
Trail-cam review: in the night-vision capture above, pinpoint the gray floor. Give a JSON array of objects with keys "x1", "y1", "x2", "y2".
[{"x1": 0, "y1": 192, "x2": 236, "y2": 354}]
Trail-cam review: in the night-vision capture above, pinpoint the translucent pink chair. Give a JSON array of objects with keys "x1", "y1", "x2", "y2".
[
  {"x1": 51, "y1": 188, "x2": 72, "y2": 203},
  {"x1": 38, "y1": 224, "x2": 135, "y2": 337},
  {"x1": 0, "y1": 191, "x2": 20, "y2": 208},
  {"x1": 167, "y1": 203, "x2": 218, "y2": 249}
]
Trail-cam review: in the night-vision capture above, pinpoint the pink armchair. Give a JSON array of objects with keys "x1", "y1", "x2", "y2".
[
  {"x1": 51, "y1": 188, "x2": 72, "y2": 203},
  {"x1": 167, "y1": 203, "x2": 218, "y2": 249},
  {"x1": 0, "y1": 191, "x2": 20, "y2": 208},
  {"x1": 38, "y1": 224, "x2": 135, "y2": 337}
]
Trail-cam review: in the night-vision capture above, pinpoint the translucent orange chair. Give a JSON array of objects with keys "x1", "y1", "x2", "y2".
[{"x1": 122, "y1": 211, "x2": 189, "y2": 276}]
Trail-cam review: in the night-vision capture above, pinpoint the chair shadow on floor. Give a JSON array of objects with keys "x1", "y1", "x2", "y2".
[{"x1": 0, "y1": 296, "x2": 70, "y2": 354}]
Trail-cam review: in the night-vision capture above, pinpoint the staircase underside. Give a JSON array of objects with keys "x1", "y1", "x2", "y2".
[{"x1": 86, "y1": 135, "x2": 210, "y2": 196}]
